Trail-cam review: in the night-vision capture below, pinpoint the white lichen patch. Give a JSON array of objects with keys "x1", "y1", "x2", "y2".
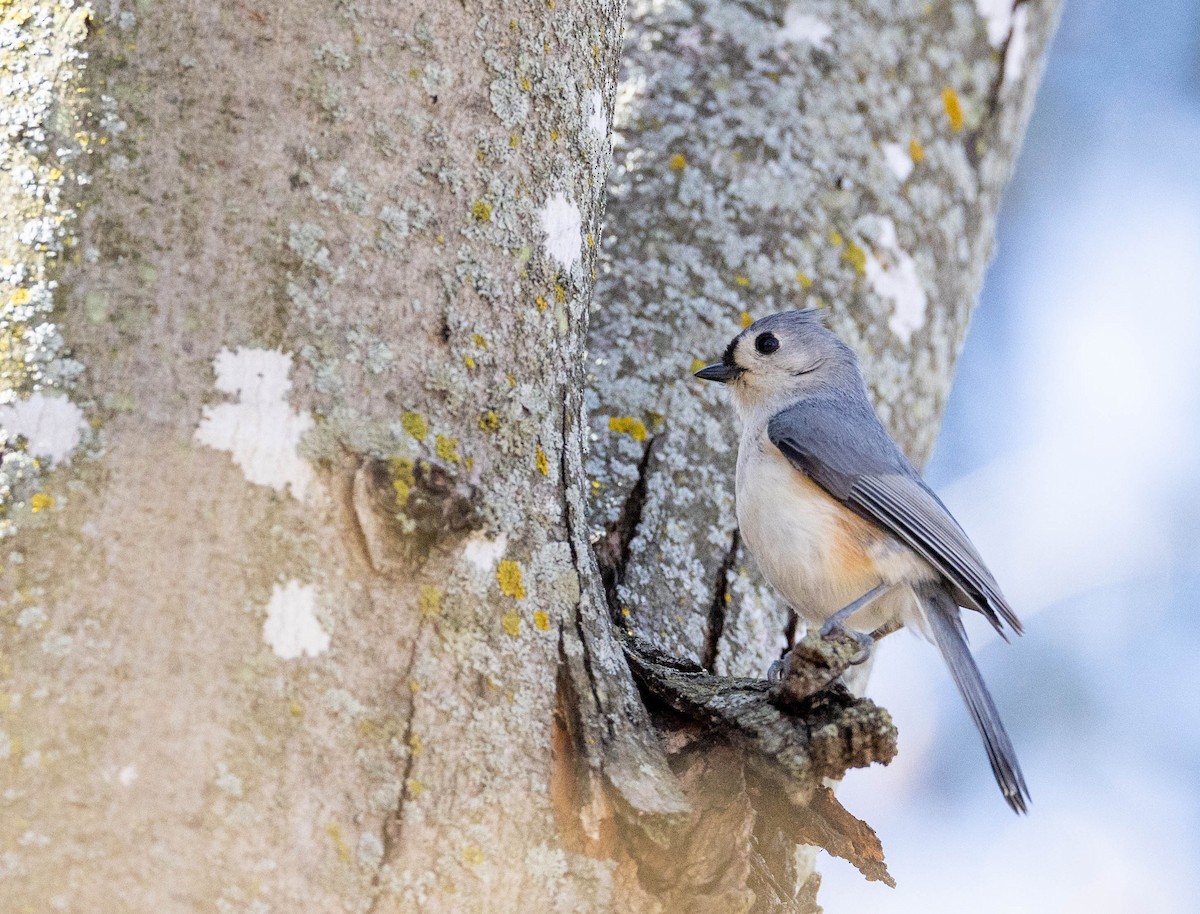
[
  {"x1": 881, "y1": 142, "x2": 914, "y2": 182},
  {"x1": 1003, "y1": 5, "x2": 1030, "y2": 88},
  {"x1": 0, "y1": 392, "x2": 86, "y2": 465},
  {"x1": 194, "y1": 348, "x2": 315, "y2": 501},
  {"x1": 214, "y1": 761, "x2": 244, "y2": 797},
  {"x1": 538, "y1": 192, "x2": 583, "y2": 270},
  {"x1": 462, "y1": 531, "x2": 508, "y2": 571},
  {"x1": 864, "y1": 218, "x2": 928, "y2": 345},
  {"x1": 975, "y1": 0, "x2": 1015, "y2": 47},
  {"x1": 776, "y1": 6, "x2": 832, "y2": 49},
  {"x1": 587, "y1": 90, "x2": 607, "y2": 136},
  {"x1": 262, "y1": 581, "x2": 329, "y2": 660}
]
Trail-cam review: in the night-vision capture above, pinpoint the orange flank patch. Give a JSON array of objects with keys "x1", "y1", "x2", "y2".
[
  {"x1": 831, "y1": 507, "x2": 887, "y2": 583},
  {"x1": 786, "y1": 470, "x2": 883, "y2": 586}
]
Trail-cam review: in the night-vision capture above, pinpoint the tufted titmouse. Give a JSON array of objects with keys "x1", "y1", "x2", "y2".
[{"x1": 696, "y1": 308, "x2": 1029, "y2": 813}]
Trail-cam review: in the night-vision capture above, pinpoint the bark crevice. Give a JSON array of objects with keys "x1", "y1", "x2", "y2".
[
  {"x1": 701, "y1": 529, "x2": 740, "y2": 672},
  {"x1": 595, "y1": 434, "x2": 659, "y2": 622}
]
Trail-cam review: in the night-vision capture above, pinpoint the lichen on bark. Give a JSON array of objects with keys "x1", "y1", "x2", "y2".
[
  {"x1": 587, "y1": 0, "x2": 1061, "y2": 678},
  {"x1": 0, "y1": 1, "x2": 93, "y2": 535}
]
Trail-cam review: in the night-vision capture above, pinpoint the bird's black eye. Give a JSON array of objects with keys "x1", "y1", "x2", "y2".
[{"x1": 755, "y1": 332, "x2": 779, "y2": 355}]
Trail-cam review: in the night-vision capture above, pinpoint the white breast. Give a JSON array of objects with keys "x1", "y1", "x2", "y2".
[{"x1": 735, "y1": 427, "x2": 931, "y2": 633}]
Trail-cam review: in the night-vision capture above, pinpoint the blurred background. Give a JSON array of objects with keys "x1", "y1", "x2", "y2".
[{"x1": 821, "y1": 0, "x2": 1200, "y2": 910}]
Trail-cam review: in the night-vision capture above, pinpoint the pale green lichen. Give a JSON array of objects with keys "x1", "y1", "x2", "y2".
[
  {"x1": 586, "y1": 0, "x2": 1058, "y2": 669},
  {"x1": 0, "y1": 1, "x2": 94, "y2": 536}
]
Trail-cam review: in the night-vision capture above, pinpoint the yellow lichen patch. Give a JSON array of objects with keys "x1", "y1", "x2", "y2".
[
  {"x1": 690, "y1": 357, "x2": 707, "y2": 373},
  {"x1": 400, "y1": 411, "x2": 428, "y2": 441},
  {"x1": 392, "y1": 477, "x2": 410, "y2": 506},
  {"x1": 608, "y1": 415, "x2": 648, "y2": 442},
  {"x1": 796, "y1": 271, "x2": 814, "y2": 288},
  {"x1": 909, "y1": 138, "x2": 925, "y2": 163},
  {"x1": 497, "y1": 560, "x2": 526, "y2": 599},
  {"x1": 535, "y1": 445, "x2": 549, "y2": 476},
  {"x1": 942, "y1": 87, "x2": 964, "y2": 132},
  {"x1": 390, "y1": 457, "x2": 415, "y2": 507},
  {"x1": 472, "y1": 200, "x2": 492, "y2": 222},
  {"x1": 827, "y1": 229, "x2": 844, "y2": 248},
  {"x1": 548, "y1": 128, "x2": 560, "y2": 142},
  {"x1": 409, "y1": 733, "x2": 423, "y2": 755},
  {"x1": 406, "y1": 778, "x2": 424, "y2": 797},
  {"x1": 533, "y1": 610, "x2": 551, "y2": 631},
  {"x1": 501, "y1": 610, "x2": 521, "y2": 637},
  {"x1": 535, "y1": 294, "x2": 548, "y2": 311},
  {"x1": 29, "y1": 492, "x2": 53, "y2": 513},
  {"x1": 463, "y1": 355, "x2": 476, "y2": 369},
  {"x1": 8, "y1": 288, "x2": 29, "y2": 307},
  {"x1": 591, "y1": 480, "x2": 602, "y2": 491},
  {"x1": 734, "y1": 275, "x2": 750, "y2": 287},
  {"x1": 472, "y1": 334, "x2": 488, "y2": 348},
  {"x1": 435, "y1": 434, "x2": 460, "y2": 463},
  {"x1": 479, "y1": 410, "x2": 500, "y2": 432},
  {"x1": 554, "y1": 283, "x2": 567, "y2": 303},
  {"x1": 519, "y1": 76, "x2": 532, "y2": 92},
  {"x1": 668, "y1": 152, "x2": 688, "y2": 171},
  {"x1": 325, "y1": 822, "x2": 352, "y2": 862},
  {"x1": 510, "y1": 133, "x2": 521, "y2": 148},
  {"x1": 419, "y1": 585, "x2": 442, "y2": 618},
  {"x1": 288, "y1": 701, "x2": 304, "y2": 718},
  {"x1": 842, "y1": 243, "x2": 867, "y2": 274},
  {"x1": 740, "y1": 311, "x2": 753, "y2": 328},
  {"x1": 463, "y1": 844, "x2": 485, "y2": 866}
]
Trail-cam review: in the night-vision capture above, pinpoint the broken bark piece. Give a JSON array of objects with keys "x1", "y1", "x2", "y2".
[
  {"x1": 769, "y1": 627, "x2": 866, "y2": 706},
  {"x1": 622, "y1": 636, "x2": 897, "y2": 885}
]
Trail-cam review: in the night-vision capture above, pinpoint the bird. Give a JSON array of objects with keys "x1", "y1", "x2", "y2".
[{"x1": 694, "y1": 308, "x2": 1030, "y2": 813}]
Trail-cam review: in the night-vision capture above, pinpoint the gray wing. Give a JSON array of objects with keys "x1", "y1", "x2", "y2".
[{"x1": 767, "y1": 395, "x2": 1022, "y2": 636}]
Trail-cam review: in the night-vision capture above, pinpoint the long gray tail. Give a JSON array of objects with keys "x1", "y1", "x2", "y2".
[{"x1": 922, "y1": 587, "x2": 1030, "y2": 814}]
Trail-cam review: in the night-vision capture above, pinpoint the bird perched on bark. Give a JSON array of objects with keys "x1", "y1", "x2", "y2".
[{"x1": 695, "y1": 308, "x2": 1029, "y2": 813}]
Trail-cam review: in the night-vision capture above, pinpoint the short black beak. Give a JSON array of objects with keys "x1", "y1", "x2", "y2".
[{"x1": 694, "y1": 362, "x2": 740, "y2": 383}]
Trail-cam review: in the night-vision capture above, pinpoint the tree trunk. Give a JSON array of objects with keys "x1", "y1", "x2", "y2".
[{"x1": 0, "y1": 2, "x2": 1055, "y2": 913}]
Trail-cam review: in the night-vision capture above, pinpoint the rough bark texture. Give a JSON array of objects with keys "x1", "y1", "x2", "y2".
[
  {"x1": 0, "y1": 0, "x2": 1056, "y2": 912},
  {"x1": 586, "y1": 0, "x2": 1059, "y2": 902}
]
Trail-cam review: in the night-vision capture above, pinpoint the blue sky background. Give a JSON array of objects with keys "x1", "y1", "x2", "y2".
[{"x1": 822, "y1": 1, "x2": 1200, "y2": 909}]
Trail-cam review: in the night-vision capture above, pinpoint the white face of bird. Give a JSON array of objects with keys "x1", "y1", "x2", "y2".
[{"x1": 694, "y1": 309, "x2": 855, "y2": 418}]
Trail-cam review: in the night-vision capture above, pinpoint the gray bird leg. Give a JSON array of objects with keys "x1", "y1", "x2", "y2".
[
  {"x1": 819, "y1": 583, "x2": 891, "y2": 637},
  {"x1": 768, "y1": 584, "x2": 895, "y2": 687}
]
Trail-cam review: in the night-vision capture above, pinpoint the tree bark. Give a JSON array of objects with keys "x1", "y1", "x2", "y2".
[
  {"x1": 0, "y1": 1, "x2": 1055, "y2": 913},
  {"x1": 586, "y1": 0, "x2": 1059, "y2": 904}
]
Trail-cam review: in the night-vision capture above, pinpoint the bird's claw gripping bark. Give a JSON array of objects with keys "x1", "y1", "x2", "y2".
[{"x1": 767, "y1": 625, "x2": 871, "y2": 705}]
